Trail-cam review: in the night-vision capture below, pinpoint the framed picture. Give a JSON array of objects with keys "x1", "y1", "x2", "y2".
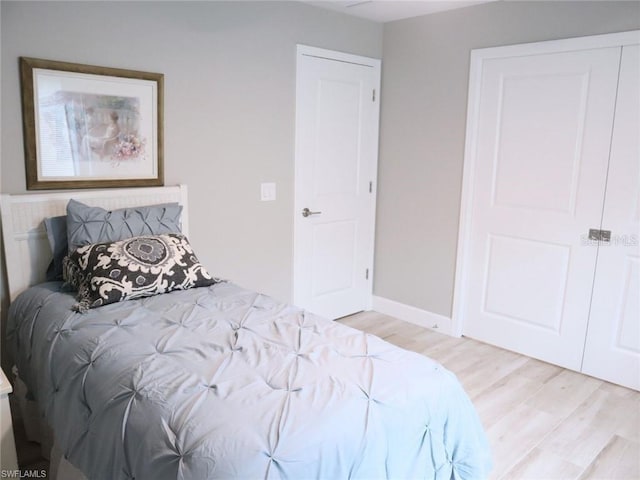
[{"x1": 20, "y1": 57, "x2": 164, "y2": 190}]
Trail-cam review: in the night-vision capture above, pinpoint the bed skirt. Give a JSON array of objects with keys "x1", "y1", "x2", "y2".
[{"x1": 13, "y1": 369, "x2": 86, "y2": 480}]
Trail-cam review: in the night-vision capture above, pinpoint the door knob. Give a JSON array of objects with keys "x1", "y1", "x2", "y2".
[
  {"x1": 302, "y1": 208, "x2": 322, "y2": 217},
  {"x1": 588, "y1": 229, "x2": 612, "y2": 242}
]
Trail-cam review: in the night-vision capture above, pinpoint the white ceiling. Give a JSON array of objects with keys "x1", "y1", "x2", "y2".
[{"x1": 303, "y1": 0, "x2": 498, "y2": 23}]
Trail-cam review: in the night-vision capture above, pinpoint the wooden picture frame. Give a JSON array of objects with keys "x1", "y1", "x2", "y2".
[{"x1": 20, "y1": 57, "x2": 164, "y2": 190}]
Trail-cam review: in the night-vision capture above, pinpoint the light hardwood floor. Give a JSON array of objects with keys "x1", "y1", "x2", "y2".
[{"x1": 338, "y1": 311, "x2": 640, "y2": 480}]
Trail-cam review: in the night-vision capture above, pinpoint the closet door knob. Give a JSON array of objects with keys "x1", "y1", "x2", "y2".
[{"x1": 588, "y1": 229, "x2": 611, "y2": 242}]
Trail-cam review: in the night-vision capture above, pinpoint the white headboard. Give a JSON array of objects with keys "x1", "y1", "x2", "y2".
[{"x1": 0, "y1": 185, "x2": 188, "y2": 302}]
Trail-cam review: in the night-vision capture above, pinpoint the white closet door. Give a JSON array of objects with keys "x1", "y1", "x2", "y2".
[
  {"x1": 582, "y1": 45, "x2": 640, "y2": 390},
  {"x1": 462, "y1": 47, "x2": 621, "y2": 370}
]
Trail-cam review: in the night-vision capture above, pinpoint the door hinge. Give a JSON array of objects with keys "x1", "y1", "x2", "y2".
[
  {"x1": 372, "y1": 89, "x2": 376, "y2": 102},
  {"x1": 365, "y1": 268, "x2": 369, "y2": 280},
  {"x1": 369, "y1": 181, "x2": 373, "y2": 193}
]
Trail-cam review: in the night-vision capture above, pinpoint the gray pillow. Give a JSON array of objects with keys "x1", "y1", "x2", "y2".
[
  {"x1": 43, "y1": 215, "x2": 68, "y2": 281},
  {"x1": 66, "y1": 199, "x2": 183, "y2": 253}
]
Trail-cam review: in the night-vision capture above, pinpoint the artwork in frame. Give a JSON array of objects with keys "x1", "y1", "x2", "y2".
[{"x1": 20, "y1": 57, "x2": 164, "y2": 190}]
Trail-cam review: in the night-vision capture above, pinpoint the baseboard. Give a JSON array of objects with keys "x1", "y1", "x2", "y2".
[{"x1": 371, "y1": 296, "x2": 455, "y2": 337}]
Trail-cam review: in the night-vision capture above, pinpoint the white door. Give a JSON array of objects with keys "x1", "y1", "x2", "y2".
[
  {"x1": 460, "y1": 47, "x2": 621, "y2": 370},
  {"x1": 293, "y1": 46, "x2": 380, "y2": 320},
  {"x1": 582, "y1": 45, "x2": 640, "y2": 390}
]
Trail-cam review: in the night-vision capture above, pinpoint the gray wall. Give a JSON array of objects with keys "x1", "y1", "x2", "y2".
[
  {"x1": 375, "y1": 1, "x2": 640, "y2": 317},
  {"x1": 0, "y1": 1, "x2": 382, "y2": 310}
]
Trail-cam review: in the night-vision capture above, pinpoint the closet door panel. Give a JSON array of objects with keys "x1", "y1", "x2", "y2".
[
  {"x1": 462, "y1": 47, "x2": 621, "y2": 370},
  {"x1": 582, "y1": 45, "x2": 640, "y2": 391}
]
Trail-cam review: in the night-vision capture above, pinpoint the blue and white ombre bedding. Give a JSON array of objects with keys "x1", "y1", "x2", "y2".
[{"x1": 8, "y1": 281, "x2": 491, "y2": 479}]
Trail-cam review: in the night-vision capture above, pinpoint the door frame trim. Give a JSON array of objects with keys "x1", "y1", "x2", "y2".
[
  {"x1": 292, "y1": 44, "x2": 381, "y2": 314},
  {"x1": 452, "y1": 29, "x2": 640, "y2": 337}
]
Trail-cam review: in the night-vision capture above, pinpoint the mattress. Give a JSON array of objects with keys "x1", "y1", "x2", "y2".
[{"x1": 7, "y1": 281, "x2": 492, "y2": 479}]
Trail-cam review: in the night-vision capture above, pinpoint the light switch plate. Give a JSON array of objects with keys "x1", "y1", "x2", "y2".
[{"x1": 260, "y1": 182, "x2": 276, "y2": 201}]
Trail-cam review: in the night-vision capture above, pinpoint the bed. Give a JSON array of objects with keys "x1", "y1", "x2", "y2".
[{"x1": 1, "y1": 185, "x2": 492, "y2": 480}]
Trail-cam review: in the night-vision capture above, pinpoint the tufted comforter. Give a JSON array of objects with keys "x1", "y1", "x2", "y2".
[{"x1": 8, "y1": 281, "x2": 491, "y2": 480}]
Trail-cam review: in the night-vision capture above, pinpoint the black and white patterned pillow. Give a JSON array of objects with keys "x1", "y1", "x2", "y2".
[{"x1": 63, "y1": 233, "x2": 217, "y2": 312}]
